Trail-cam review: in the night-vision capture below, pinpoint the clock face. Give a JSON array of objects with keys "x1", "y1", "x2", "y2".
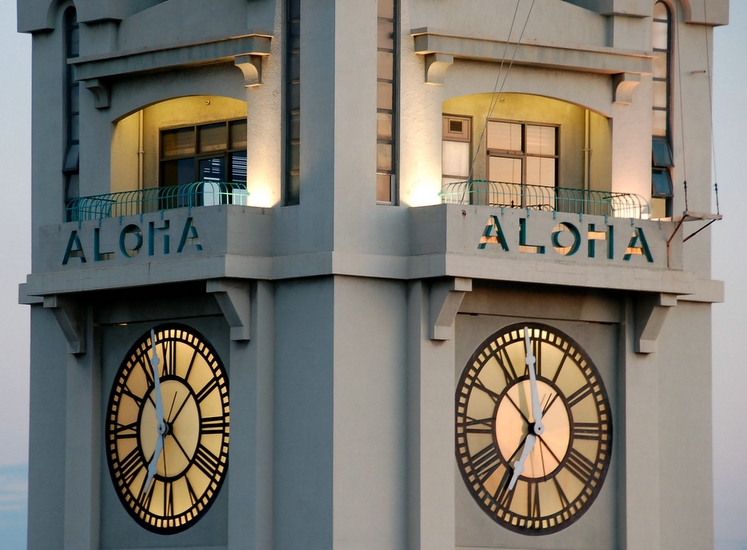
[
  {"x1": 455, "y1": 323, "x2": 612, "y2": 535},
  {"x1": 105, "y1": 324, "x2": 230, "y2": 534}
]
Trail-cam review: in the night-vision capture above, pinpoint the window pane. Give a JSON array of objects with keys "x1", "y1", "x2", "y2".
[
  {"x1": 653, "y1": 21, "x2": 668, "y2": 50},
  {"x1": 289, "y1": 112, "x2": 301, "y2": 141},
  {"x1": 377, "y1": 81, "x2": 393, "y2": 111},
  {"x1": 162, "y1": 128, "x2": 195, "y2": 158},
  {"x1": 377, "y1": 174, "x2": 392, "y2": 202},
  {"x1": 199, "y1": 123, "x2": 228, "y2": 154},
  {"x1": 288, "y1": 21, "x2": 300, "y2": 50},
  {"x1": 489, "y1": 156, "x2": 522, "y2": 184},
  {"x1": 290, "y1": 51, "x2": 300, "y2": 81},
  {"x1": 377, "y1": 112, "x2": 393, "y2": 140},
  {"x1": 442, "y1": 140, "x2": 470, "y2": 178},
  {"x1": 63, "y1": 144, "x2": 79, "y2": 173},
  {"x1": 487, "y1": 121, "x2": 522, "y2": 152},
  {"x1": 230, "y1": 151, "x2": 247, "y2": 184},
  {"x1": 289, "y1": 82, "x2": 301, "y2": 111},
  {"x1": 230, "y1": 120, "x2": 247, "y2": 149},
  {"x1": 653, "y1": 51, "x2": 668, "y2": 78},
  {"x1": 289, "y1": 143, "x2": 300, "y2": 172},
  {"x1": 377, "y1": 51, "x2": 394, "y2": 80},
  {"x1": 287, "y1": 174, "x2": 300, "y2": 205},
  {"x1": 377, "y1": 143, "x2": 393, "y2": 172},
  {"x1": 69, "y1": 84, "x2": 79, "y2": 113},
  {"x1": 652, "y1": 169, "x2": 673, "y2": 197},
  {"x1": 378, "y1": 20, "x2": 394, "y2": 50},
  {"x1": 652, "y1": 139, "x2": 673, "y2": 167},
  {"x1": 526, "y1": 157, "x2": 555, "y2": 186},
  {"x1": 199, "y1": 156, "x2": 226, "y2": 181},
  {"x1": 652, "y1": 109, "x2": 667, "y2": 137},
  {"x1": 162, "y1": 158, "x2": 195, "y2": 186},
  {"x1": 289, "y1": 0, "x2": 300, "y2": 21},
  {"x1": 653, "y1": 81, "x2": 668, "y2": 109},
  {"x1": 378, "y1": 0, "x2": 394, "y2": 20},
  {"x1": 526, "y1": 125, "x2": 555, "y2": 155},
  {"x1": 69, "y1": 113, "x2": 79, "y2": 142},
  {"x1": 653, "y1": 2, "x2": 669, "y2": 21}
]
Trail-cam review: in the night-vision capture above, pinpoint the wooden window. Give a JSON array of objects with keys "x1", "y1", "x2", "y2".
[
  {"x1": 487, "y1": 120, "x2": 558, "y2": 187},
  {"x1": 442, "y1": 115, "x2": 471, "y2": 185}
]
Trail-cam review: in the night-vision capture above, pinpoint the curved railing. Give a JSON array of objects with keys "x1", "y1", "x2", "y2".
[
  {"x1": 66, "y1": 181, "x2": 249, "y2": 222},
  {"x1": 440, "y1": 180, "x2": 650, "y2": 219}
]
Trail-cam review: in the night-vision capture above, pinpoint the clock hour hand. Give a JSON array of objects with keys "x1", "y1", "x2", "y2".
[
  {"x1": 524, "y1": 327, "x2": 544, "y2": 435},
  {"x1": 509, "y1": 433, "x2": 536, "y2": 490}
]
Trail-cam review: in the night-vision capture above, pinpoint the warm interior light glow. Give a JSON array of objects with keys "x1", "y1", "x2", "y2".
[
  {"x1": 246, "y1": 181, "x2": 277, "y2": 208},
  {"x1": 407, "y1": 179, "x2": 441, "y2": 207}
]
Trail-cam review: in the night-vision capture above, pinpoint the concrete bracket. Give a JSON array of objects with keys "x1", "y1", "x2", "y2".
[
  {"x1": 84, "y1": 78, "x2": 111, "y2": 109},
  {"x1": 429, "y1": 277, "x2": 471, "y2": 341},
  {"x1": 43, "y1": 295, "x2": 87, "y2": 355},
  {"x1": 613, "y1": 72, "x2": 641, "y2": 105},
  {"x1": 424, "y1": 53, "x2": 453, "y2": 85},
  {"x1": 207, "y1": 279, "x2": 251, "y2": 341},
  {"x1": 635, "y1": 292, "x2": 677, "y2": 354},
  {"x1": 235, "y1": 55, "x2": 263, "y2": 87}
]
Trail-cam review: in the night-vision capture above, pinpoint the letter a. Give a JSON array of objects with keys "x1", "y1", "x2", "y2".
[
  {"x1": 62, "y1": 231, "x2": 87, "y2": 265},
  {"x1": 623, "y1": 227, "x2": 654, "y2": 262},
  {"x1": 478, "y1": 215, "x2": 509, "y2": 251}
]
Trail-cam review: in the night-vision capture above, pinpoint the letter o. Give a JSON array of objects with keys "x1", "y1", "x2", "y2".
[
  {"x1": 551, "y1": 222, "x2": 581, "y2": 256},
  {"x1": 119, "y1": 224, "x2": 144, "y2": 258}
]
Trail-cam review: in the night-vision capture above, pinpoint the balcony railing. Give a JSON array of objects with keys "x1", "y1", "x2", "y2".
[
  {"x1": 66, "y1": 181, "x2": 249, "y2": 222},
  {"x1": 440, "y1": 180, "x2": 650, "y2": 219}
]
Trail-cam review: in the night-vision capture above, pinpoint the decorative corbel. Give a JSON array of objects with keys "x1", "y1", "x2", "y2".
[
  {"x1": 429, "y1": 277, "x2": 471, "y2": 341},
  {"x1": 424, "y1": 53, "x2": 453, "y2": 85},
  {"x1": 84, "y1": 78, "x2": 111, "y2": 109},
  {"x1": 635, "y1": 293, "x2": 677, "y2": 354},
  {"x1": 207, "y1": 279, "x2": 251, "y2": 341},
  {"x1": 235, "y1": 55, "x2": 263, "y2": 87},
  {"x1": 43, "y1": 295, "x2": 87, "y2": 355},
  {"x1": 613, "y1": 73, "x2": 641, "y2": 105}
]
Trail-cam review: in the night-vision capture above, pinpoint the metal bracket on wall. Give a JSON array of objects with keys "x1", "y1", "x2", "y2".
[
  {"x1": 429, "y1": 277, "x2": 472, "y2": 341},
  {"x1": 634, "y1": 292, "x2": 678, "y2": 354},
  {"x1": 666, "y1": 211, "x2": 722, "y2": 268},
  {"x1": 43, "y1": 295, "x2": 87, "y2": 355},
  {"x1": 207, "y1": 279, "x2": 251, "y2": 341}
]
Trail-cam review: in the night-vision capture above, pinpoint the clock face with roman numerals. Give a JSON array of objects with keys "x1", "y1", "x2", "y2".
[
  {"x1": 455, "y1": 323, "x2": 612, "y2": 535},
  {"x1": 105, "y1": 324, "x2": 229, "y2": 534}
]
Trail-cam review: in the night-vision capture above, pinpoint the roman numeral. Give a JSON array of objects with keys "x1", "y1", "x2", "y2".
[
  {"x1": 184, "y1": 349, "x2": 199, "y2": 382},
  {"x1": 119, "y1": 447, "x2": 145, "y2": 487},
  {"x1": 495, "y1": 467, "x2": 515, "y2": 509},
  {"x1": 162, "y1": 340, "x2": 177, "y2": 377},
  {"x1": 496, "y1": 348, "x2": 518, "y2": 383},
  {"x1": 471, "y1": 444, "x2": 502, "y2": 481},
  {"x1": 573, "y1": 422, "x2": 603, "y2": 441},
  {"x1": 542, "y1": 392, "x2": 560, "y2": 416},
  {"x1": 195, "y1": 377, "x2": 219, "y2": 403},
  {"x1": 553, "y1": 476, "x2": 570, "y2": 508},
  {"x1": 566, "y1": 384, "x2": 593, "y2": 408},
  {"x1": 193, "y1": 444, "x2": 221, "y2": 479},
  {"x1": 527, "y1": 481, "x2": 541, "y2": 518},
  {"x1": 551, "y1": 351, "x2": 569, "y2": 384},
  {"x1": 113, "y1": 421, "x2": 138, "y2": 439},
  {"x1": 532, "y1": 339, "x2": 542, "y2": 377},
  {"x1": 564, "y1": 448, "x2": 596, "y2": 482},
  {"x1": 164, "y1": 480, "x2": 174, "y2": 516},
  {"x1": 200, "y1": 416, "x2": 227, "y2": 435},
  {"x1": 139, "y1": 357, "x2": 155, "y2": 387},
  {"x1": 122, "y1": 387, "x2": 144, "y2": 407},
  {"x1": 185, "y1": 475, "x2": 199, "y2": 506},
  {"x1": 473, "y1": 378, "x2": 501, "y2": 403},
  {"x1": 464, "y1": 416, "x2": 494, "y2": 434},
  {"x1": 137, "y1": 476, "x2": 155, "y2": 509}
]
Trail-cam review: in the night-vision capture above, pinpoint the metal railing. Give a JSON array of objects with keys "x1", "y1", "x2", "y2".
[
  {"x1": 66, "y1": 181, "x2": 250, "y2": 222},
  {"x1": 440, "y1": 180, "x2": 650, "y2": 219}
]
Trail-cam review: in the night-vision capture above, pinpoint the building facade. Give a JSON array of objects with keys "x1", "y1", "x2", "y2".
[{"x1": 18, "y1": 0, "x2": 726, "y2": 549}]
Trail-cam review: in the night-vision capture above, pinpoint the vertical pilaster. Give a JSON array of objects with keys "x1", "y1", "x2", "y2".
[
  {"x1": 228, "y1": 281, "x2": 274, "y2": 550},
  {"x1": 620, "y1": 296, "x2": 661, "y2": 550},
  {"x1": 407, "y1": 281, "x2": 455, "y2": 550},
  {"x1": 63, "y1": 309, "x2": 100, "y2": 550}
]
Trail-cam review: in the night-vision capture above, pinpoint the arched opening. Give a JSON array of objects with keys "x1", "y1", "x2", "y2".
[
  {"x1": 111, "y1": 95, "x2": 248, "y2": 194},
  {"x1": 441, "y1": 93, "x2": 611, "y2": 192}
]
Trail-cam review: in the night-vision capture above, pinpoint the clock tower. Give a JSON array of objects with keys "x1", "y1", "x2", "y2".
[{"x1": 18, "y1": 0, "x2": 726, "y2": 549}]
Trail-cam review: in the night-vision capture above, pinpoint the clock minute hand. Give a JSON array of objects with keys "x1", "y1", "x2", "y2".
[
  {"x1": 150, "y1": 329, "x2": 165, "y2": 432},
  {"x1": 525, "y1": 327, "x2": 544, "y2": 435}
]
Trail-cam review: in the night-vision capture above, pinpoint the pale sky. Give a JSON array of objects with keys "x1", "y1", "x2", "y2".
[{"x1": 0, "y1": 1, "x2": 745, "y2": 549}]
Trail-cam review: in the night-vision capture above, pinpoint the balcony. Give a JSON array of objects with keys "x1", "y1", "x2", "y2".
[
  {"x1": 440, "y1": 180, "x2": 650, "y2": 220},
  {"x1": 65, "y1": 181, "x2": 249, "y2": 222}
]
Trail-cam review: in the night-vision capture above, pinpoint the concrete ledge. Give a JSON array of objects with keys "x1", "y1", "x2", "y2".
[
  {"x1": 411, "y1": 28, "x2": 652, "y2": 76},
  {"x1": 73, "y1": 34, "x2": 272, "y2": 81}
]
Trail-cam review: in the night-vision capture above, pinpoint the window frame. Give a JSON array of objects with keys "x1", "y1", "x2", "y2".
[
  {"x1": 376, "y1": 0, "x2": 398, "y2": 204},
  {"x1": 441, "y1": 114, "x2": 472, "y2": 184},
  {"x1": 486, "y1": 119, "x2": 560, "y2": 188},
  {"x1": 158, "y1": 118, "x2": 248, "y2": 187}
]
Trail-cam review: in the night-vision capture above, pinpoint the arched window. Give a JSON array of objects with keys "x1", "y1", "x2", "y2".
[
  {"x1": 63, "y1": 7, "x2": 80, "y2": 205},
  {"x1": 651, "y1": 1, "x2": 674, "y2": 217}
]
